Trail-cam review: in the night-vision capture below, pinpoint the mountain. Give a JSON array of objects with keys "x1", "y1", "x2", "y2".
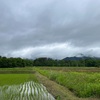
[{"x1": 63, "y1": 56, "x2": 100, "y2": 61}]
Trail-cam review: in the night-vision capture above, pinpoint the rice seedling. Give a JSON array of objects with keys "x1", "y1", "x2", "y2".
[
  {"x1": 0, "y1": 81, "x2": 55, "y2": 100},
  {"x1": 0, "y1": 74, "x2": 38, "y2": 86}
]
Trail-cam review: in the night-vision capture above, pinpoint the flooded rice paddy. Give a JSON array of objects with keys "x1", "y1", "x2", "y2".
[{"x1": 0, "y1": 81, "x2": 55, "y2": 100}]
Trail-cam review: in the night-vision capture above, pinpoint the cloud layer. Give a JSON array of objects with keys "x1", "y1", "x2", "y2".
[{"x1": 0, "y1": 0, "x2": 100, "y2": 59}]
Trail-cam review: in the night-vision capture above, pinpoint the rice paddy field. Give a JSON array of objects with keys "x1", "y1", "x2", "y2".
[
  {"x1": 0, "y1": 68, "x2": 55, "y2": 100},
  {"x1": 0, "y1": 67, "x2": 100, "y2": 100}
]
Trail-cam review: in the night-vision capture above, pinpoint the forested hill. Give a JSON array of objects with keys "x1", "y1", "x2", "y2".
[
  {"x1": 63, "y1": 56, "x2": 100, "y2": 61},
  {"x1": 0, "y1": 56, "x2": 100, "y2": 68}
]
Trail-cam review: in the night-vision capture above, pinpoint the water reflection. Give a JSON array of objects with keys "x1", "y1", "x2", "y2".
[{"x1": 0, "y1": 81, "x2": 55, "y2": 100}]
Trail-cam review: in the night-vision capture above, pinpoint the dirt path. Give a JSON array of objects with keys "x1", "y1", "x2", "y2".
[{"x1": 35, "y1": 72, "x2": 99, "y2": 100}]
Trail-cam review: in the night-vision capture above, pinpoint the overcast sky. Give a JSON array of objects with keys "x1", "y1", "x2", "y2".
[{"x1": 0, "y1": 0, "x2": 100, "y2": 59}]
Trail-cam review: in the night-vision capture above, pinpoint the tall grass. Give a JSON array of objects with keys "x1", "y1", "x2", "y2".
[{"x1": 37, "y1": 69, "x2": 100, "y2": 98}]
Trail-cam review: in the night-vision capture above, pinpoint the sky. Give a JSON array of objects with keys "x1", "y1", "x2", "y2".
[{"x1": 0, "y1": 0, "x2": 100, "y2": 59}]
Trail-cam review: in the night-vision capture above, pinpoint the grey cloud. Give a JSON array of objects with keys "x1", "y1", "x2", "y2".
[{"x1": 0, "y1": 0, "x2": 100, "y2": 58}]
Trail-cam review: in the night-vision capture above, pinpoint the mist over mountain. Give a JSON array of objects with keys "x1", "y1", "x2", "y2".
[{"x1": 63, "y1": 56, "x2": 100, "y2": 61}]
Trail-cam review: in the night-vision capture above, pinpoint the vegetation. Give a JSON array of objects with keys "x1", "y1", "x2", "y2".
[
  {"x1": 0, "y1": 54, "x2": 100, "y2": 99},
  {"x1": 0, "y1": 74, "x2": 38, "y2": 86},
  {"x1": 0, "y1": 56, "x2": 33, "y2": 68},
  {"x1": 0, "y1": 67, "x2": 34, "y2": 74},
  {"x1": 0, "y1": 80, "x2": 55, "y2": 100},
  {"x1": 33, "y1": 57, "x2": 100, "y2": 67},
  {"x1": 0, "y1": 67, "x2": 55, "y2": 100},
  {"x1": 0, "y1": 67, "x2": 100, "y2": 100},
  {"x1": 36, "y1": 68, "x2": 100, "y2": 98},
  {"x1": 0, "y1": 56, "x2": 100, "y2": 68}
]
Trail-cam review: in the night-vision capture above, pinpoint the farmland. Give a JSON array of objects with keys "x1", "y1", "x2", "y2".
[
  {"x1": 35, "y1": 67, "x2": 100, "y2": 100},
  {"x1": 0, "y1": 68, "x2": 55, "y2": 100},
  {"x1": 0, "y1": 67, "x2": 100, "y2": 100}
]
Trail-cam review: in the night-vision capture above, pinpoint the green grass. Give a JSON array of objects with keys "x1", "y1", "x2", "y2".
[
  {"x1": 36, "y1": 68, "x2": 100, "y2": 98},
  {"x1": 0, "y1": 74, "x2": 38, "y2": 86},
  {"x1": 0, "y1": 67, "x2": 33, "y2": 71},
  {"x1": 0, "y1": 67, "x2": 35, "y2": 73}
]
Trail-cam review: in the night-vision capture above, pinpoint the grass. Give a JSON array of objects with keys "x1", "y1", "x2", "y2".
[
  {"x1": 38, "y1": 67, "x2": 100, "y2": 72},
  {"x1": 0, "y1": 67, "x2": 38, "y2": 86},
  {"x1": 36, "y1": 68, "x2": 100, "y2": 98},
  {"x1": 0, "y1": 67, "x2": 35, "y2": 74},
  {"x1": 0, "y1": 74, "x2": 38, "y2": 86}
]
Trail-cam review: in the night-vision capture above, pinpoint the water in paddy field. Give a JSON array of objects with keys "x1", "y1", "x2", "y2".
[{"x1": 0, "y1": 81, "x2": 55, "y2": 100}]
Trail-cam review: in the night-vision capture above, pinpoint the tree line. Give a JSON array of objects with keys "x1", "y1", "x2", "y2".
[
  {"x1": 0, "y1": 56, "x2": 100, "y2": 68},
  {"x1": 0, "y1": 56, "x2": 33, "y2": 68}
]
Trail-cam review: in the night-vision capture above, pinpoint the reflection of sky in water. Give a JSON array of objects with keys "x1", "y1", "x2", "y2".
[{"x1": 0, "y1": 81, "x2": 55, "y2": 100}]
